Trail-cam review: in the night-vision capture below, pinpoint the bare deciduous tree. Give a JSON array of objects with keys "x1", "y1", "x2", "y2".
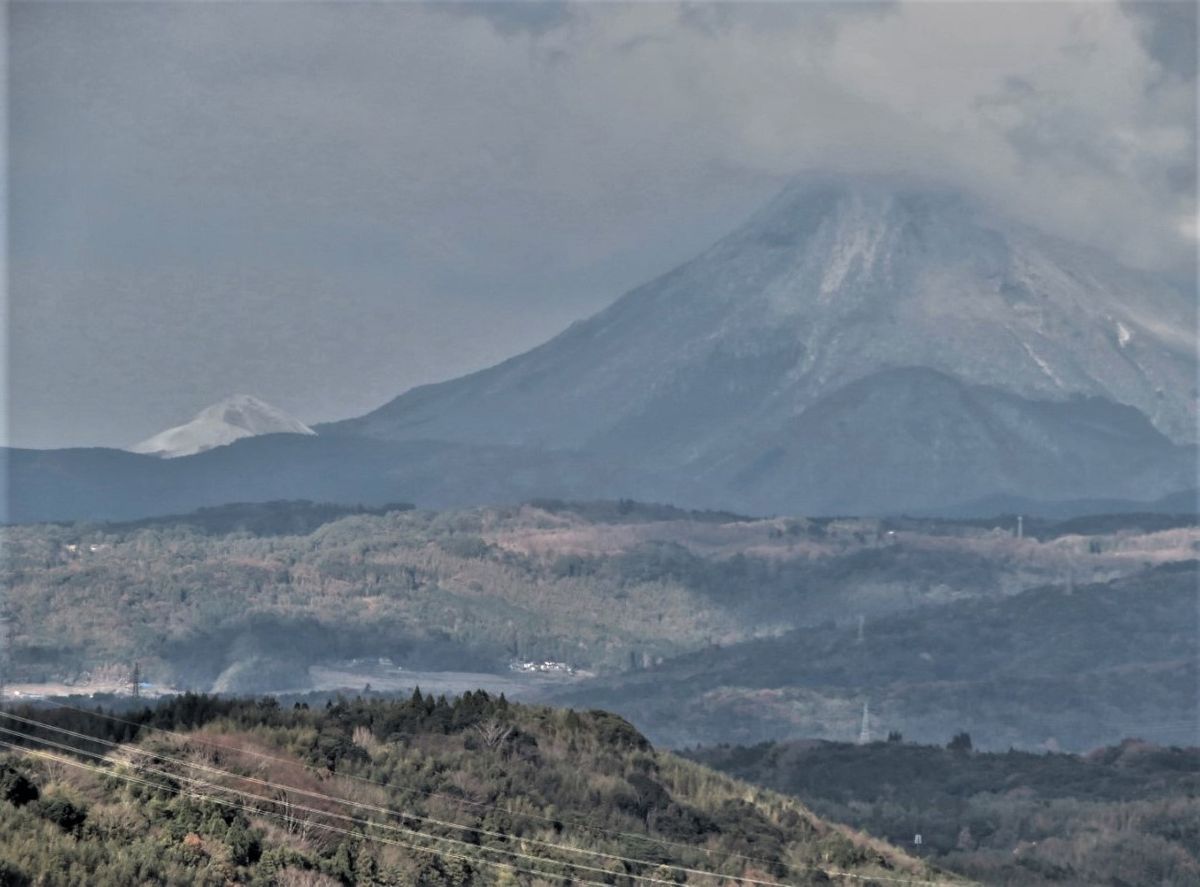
[{"x1": 475, "y1": 719, "x2": 513, "y2": 750}]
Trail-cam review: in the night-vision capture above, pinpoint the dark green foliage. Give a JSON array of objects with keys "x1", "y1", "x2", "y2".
[
  {"x1": 946, "y1": 733, "x2": 972, "y2": 753},
  {"x1": 0, "y1": 858, "x2": 30, "y2": 887},
  {"x1": 585, "y1": 710, "x2": 650, "y2": 752},
  {"x1": 0, "y1": 766, "x2": 37, "y2": 808},
  {"x1": 102, "y1": 500, "x2": 415, "y2": 538},
  {"x1": 223, "y1": 820, "x2": 261, "y2": 866},
  {"x1": 525, "y1": 499, "x2": 752, "y2": 524},
  {"x1": 32, "y1": 797, "x2": 86, "y2": 834},
  {"x1": 689, "y1": 737, "x2": 1200, "y2": 887},
  {"x1": 709, "y1": 799, "x2": 788, "y2": 873},
  {"x1": 439, "y1": 535, "x2": 492, "y2": 559}
]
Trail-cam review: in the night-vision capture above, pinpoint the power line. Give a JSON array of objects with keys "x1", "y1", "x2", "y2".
[
  {"x1": 0, "y1": 726, "x2": 951, "y2": 886},
  {"x1": 0, "y1": 737, "x2": 620, "y2": 887},
  {"x1": 32, "y1": 699, "x2": 805, "y2": 872},
  {"x1": 6, "y1": 713, "x2": 749, "y2": 883},
  {"x1": 0, "y1": 711, "x2": 956, "y2": 886},
  {"x1": 0, "y1": 715, "x2": 788, "y2": 887},
  {"x1": 0, "y1": 725, "x2": 683, "y2": 887}
]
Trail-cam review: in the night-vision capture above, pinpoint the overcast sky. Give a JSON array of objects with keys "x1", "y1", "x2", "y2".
[{"x1": 6, "y1": 0, "x2": 1197, "y2": 449}]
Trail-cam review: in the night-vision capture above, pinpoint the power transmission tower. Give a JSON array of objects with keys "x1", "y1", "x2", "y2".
[
  {"x1": 130, "y1": 662, "x2": 140, "y2": 699},
  {"x1": 858, "y1": 700, "x2": 871, "y2": 744}
]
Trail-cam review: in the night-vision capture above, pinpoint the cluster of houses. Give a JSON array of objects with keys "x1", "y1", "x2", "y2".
[
  {"x1": 62, "y1": 542, "x2": 109, "y2": 556},
  {"x1": 509, "y1": 659, "x2": 575, "y2": 675}
]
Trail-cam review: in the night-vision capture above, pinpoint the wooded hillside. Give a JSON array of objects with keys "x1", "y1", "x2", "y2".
[{"x1": 0, "y1": 693, "x2": 957, "y2": 886}]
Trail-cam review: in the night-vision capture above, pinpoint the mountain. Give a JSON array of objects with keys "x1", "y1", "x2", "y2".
[
  {"x1": 331, "y1": 178, "x2": 1197, "y2": 449},
  {"x1": 5, "y1": 176, "x2": 1197, "y2": 521},
  {"x1": 2, "y1": 436, "x2": 617, "y2": 524},
  {"x1": 322, "y1": 176, "x2": 1196, "y2": 513},
  {"x1": 710, "y1": 366, "x2": 1194, "y2": 514},
  {"x1": 130, "y1": 394, "x2": 314, "y2": 458}
]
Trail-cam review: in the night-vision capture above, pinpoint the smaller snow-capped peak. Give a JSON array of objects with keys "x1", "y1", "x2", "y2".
[{"x1": 130, "y1": 394, "x2": 315, "y2": 458}]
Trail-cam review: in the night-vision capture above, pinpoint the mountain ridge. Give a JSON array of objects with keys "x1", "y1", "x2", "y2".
[{"x1": 6, "y1": 176, "x2": 1197, "y2": 521}]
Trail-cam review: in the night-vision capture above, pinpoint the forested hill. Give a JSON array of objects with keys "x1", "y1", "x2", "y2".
[
  {"x1": 688, "y1": 737, "x2": 1200, "y2": 887},
  {"x1": 7, "y1": 500, "x2": 1195, "y2": 695},
  {"x1": 553, "y1": 561, "x2": 1199, "y2": 750},
  {"x1": 0, "y1": 693, "x2": 957, "y2": 886}
]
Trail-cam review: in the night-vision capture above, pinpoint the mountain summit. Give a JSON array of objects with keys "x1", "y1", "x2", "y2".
[{"x1": 130, "y1": 394, "x2": 314, "y2": 458}]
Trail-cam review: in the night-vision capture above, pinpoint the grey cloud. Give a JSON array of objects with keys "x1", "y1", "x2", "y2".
[
  {"x1": 1166, "y1": 161, "x2": 1197, "y2": 194},
  {"x1": 7, "y1": 1, "x2": 1195, "y2": 448},
  {"x1": 1122, "y1": 0, "x2": 1197, "y2": 82},
  {"x1": 677, "y1": 0, "x2": 896, "y2": 38},
  {"x1": 971, "y1": 77, "x2": 1037, "y2": 114},
  {"x1": 432, "y1": 0, "x2": 574, "y2": 35}
]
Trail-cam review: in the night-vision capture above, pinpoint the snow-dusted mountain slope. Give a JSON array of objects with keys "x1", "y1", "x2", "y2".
[
  {"x1": 332, "y1": 177, "x2": 1197, "y2": 459},
  {"x1": 131, "y1": 394, "x2": 314, "y2": 458}
]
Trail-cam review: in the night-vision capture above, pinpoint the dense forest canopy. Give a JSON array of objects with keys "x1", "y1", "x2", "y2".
[{"x1": 689, "y1": 737, "x2": 1200, "y2": 887}]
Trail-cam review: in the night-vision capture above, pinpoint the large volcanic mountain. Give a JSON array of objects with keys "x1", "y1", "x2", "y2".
[
  {"x1": 336, "y1": 180, "x2": 1195, "y2": 446},
  {"x1": 321, "y1": 178, "x2": 1196, "y2": 512},
  {"x1": 5, "y1": 178, "x2": 1196, "y2": 522}
]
